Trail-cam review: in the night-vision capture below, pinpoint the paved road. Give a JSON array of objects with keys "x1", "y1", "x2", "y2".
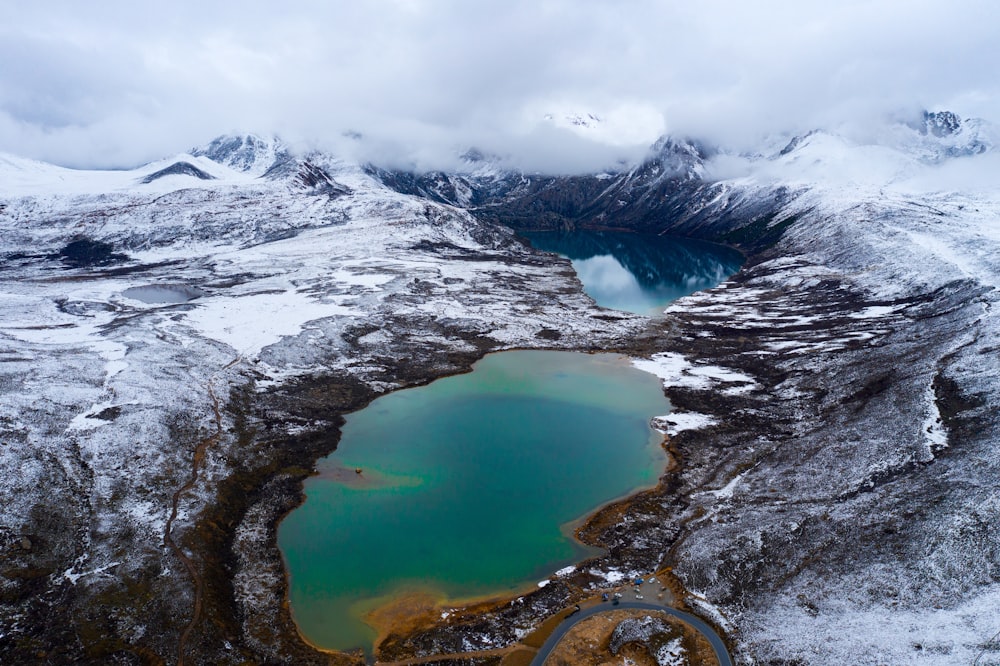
[{"x1": 530, "y1": 600, "x2": 734, "y2": 666}]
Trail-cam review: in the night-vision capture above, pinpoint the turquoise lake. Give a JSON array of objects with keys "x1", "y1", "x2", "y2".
[
  {"x1": 521, "y1": 230, "x2": 744, "y2": 315},
  {"x1": 278, "y1": 351, "x2": 670, "y2": 653}
]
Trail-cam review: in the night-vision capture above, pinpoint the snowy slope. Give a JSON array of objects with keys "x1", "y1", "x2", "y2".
[
  {"x1": 190, "y1": 133, "x2": 289, "y2": 176},
  {"x1": 0, "y1": 136, "x2": 646, "y2": 663},
  {"x1": 364, "y1": 111, "x2": 1000, "y2": 665},
  {"x1": 639, "y1": 115, "x2": 1000, "y2": 666}
]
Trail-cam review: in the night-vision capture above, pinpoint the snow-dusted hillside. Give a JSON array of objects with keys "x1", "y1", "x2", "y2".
[
  {"x1": 660, "y1": 180, "x2": 1000, "y2": 665},
  {"x1": 0, "y1": 134, "x2": 645, "y2": 663},
  {"x1": 630, "y1": 117, "x2": 1000, "y2": 666},
  {"x1": 370, "y1": 113, "x2": 1000, "y2": 665},
  {"x1": 1, "y1": 117, "x2": 998, "y2": 665}
]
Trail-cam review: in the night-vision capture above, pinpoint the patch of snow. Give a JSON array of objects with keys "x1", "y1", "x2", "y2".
[
  {"x1": 590, "y1": 568, "x2": 627, "y2": 585},
  {"x1": 707, "y1": 468, "x2": 753, "y2": 501},
  {"x1": 180, "y1": 288, "x2": 355, "y2": 357},
  {"x1": 686, "y1": 596, "x2": 735, "y2": 634},
  {"x1": 848, "y1": 305, "x2": 900, "y2": 319},
  {"x1": 633, "y1": 352, "x2": 757, "y2": 392},
  {"x1": 921, "y1": 384, "x2": 948, "y2": 460},
  {"x1": 63, "y1": 561, "x2": 120, "y2": 585},
  {"x1": 655, "y1": 637, "x2": 686, "y2": 666},
  {"x1": 67, "y1": 400, "x2": 135, "y2": 431},
  {"x1": 651, "y1": 412, "x2": 716, "y2": 436}
]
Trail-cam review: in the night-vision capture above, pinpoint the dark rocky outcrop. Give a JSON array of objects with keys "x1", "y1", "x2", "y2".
[
  {"x1": 55, "y1": 237, "x2": 129, "y2": 267},
  {"x1": 140, "y1": 161, "x2": 216, "y2": 184}
]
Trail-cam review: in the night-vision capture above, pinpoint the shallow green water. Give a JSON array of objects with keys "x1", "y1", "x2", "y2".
[
  {"x1": 522, "y1": 230, "x2": 743, "y2": 315},
  {"x1": 278, "y1": 351, "x2": 669, "y2": 653}
]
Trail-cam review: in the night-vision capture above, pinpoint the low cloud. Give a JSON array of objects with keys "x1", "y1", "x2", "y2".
[{"x1": 1, "y1": 1, "x2": 998, "y2": 171}]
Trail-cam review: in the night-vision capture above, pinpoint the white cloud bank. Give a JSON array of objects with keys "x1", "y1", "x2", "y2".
[{"x1": 0, "y1": 0, "x2": 998, "y2": 171}]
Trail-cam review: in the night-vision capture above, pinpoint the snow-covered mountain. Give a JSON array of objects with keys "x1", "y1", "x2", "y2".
[
  {"x1": 190, "y1": 133, "x2": 290, "y2": 176},
  {"x1": 1, "y1": 114, "x2": 999, "y2": 665},
  {"x1": 906, "y1": 109, "x2": 994, "y2": 160}
]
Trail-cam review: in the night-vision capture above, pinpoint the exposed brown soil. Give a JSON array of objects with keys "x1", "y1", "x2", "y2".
[
  {"x1": 163, "y1": 377, "x2": 224, "y2": 666},
  {"x1": 366, "y1": 590, "x2": 449, "y2": 652}
]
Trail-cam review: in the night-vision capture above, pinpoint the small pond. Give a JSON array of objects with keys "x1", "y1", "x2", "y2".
[
  {"x1": 278, "y1": 350, "x2": 670, "y2": 654},
  {"x1": 122, "y1": 284, "x2": 207, "y2": 304},
  {"x1": 521, "y1": 230, "x2": 743, "y2": 315}
]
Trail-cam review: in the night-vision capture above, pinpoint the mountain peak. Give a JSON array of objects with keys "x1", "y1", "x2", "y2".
[
  {"x1": 921, "y1": 110, "x2": 962, "y2": 137},
  {"x1": 190, "y1": 133, "x2": 289, "y2": 176},
  {"x1": 895, "y1": 110, "x2": 994, "y2": 163},
  {"x1": 542, "y1": 112, "x2": 606, "y2": 133},
  {"x1": 646, "y1": 135, "x2": 708, "y2": 179}
]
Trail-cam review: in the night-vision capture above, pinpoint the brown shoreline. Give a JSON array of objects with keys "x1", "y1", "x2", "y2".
[
  {"x1": 256, "y1": 344, "x2": 561, "y2": 663},
  {"x1": 264, "y1": 353, "x2": 493, "y2": 665}
]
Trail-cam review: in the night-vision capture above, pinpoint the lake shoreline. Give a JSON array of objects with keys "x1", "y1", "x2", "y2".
[
  {"x1": 278, "y1": 350, "x2": 671, "y2": 654},
  {"x1": 216, "y1": 233, "x2": 750, "y2": 664}
]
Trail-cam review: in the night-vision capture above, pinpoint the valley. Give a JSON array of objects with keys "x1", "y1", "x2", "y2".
[{"x1": 1, "y1": 115, "x2": 998, "y2": 665}]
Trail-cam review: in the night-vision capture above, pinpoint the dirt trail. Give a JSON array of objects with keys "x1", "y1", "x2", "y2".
[{"x1": 162, "y1": 375, "x2": 226, "y2": 666}]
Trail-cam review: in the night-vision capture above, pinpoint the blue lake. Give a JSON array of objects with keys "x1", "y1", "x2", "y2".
[
  {"x1": 278, "y1": 351, "x2": 670, "y2": 654},
  {"x1": 521, "y1": 230, "x2": 743, "y2": 315},
  {"x1": 278, "y1": 230, "x2": 741, "y2": 655}
]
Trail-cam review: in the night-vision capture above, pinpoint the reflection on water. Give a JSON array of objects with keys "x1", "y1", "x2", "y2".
[{"x1": 522, "y1": 230, "x2": 743, "y2": 315}]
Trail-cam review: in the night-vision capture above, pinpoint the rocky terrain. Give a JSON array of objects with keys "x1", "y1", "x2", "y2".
[{"x1": 1, "y1": 110, "x2": 999, "y2": 664}]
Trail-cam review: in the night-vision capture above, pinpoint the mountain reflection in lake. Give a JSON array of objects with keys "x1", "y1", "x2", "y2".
[{"x1": 521, "y1": 230, "x2": 743, "y2": 315}]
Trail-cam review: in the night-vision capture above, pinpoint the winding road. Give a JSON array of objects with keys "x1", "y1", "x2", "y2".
[{"x1": 529, "y1": 601, "x2": 734, "y2": 666}]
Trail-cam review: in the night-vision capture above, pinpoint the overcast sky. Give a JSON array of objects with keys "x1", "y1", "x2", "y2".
[{"x1": 1, "y1": 0, "x2": 998, "y2": 171}]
